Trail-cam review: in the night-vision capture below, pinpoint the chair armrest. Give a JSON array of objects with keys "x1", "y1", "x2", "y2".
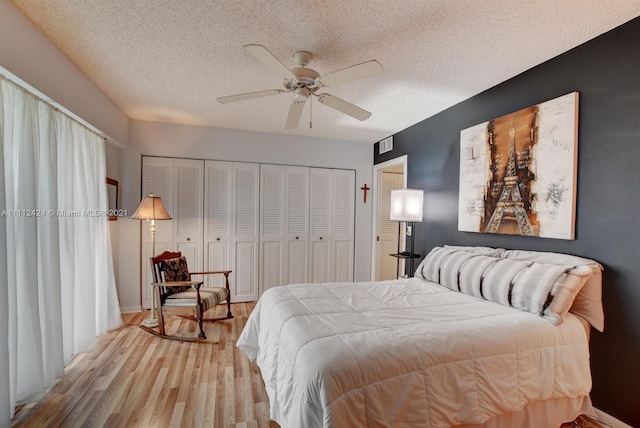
[
  {"x1": 189, "y1": 270, "x2": 232, "y2": 276},
  {"x1": 151, "y1": 280, "x2": 203, "y2": 289},
  {"x1": 188, "y1": 271, "x2": 232, "y2": 298}
]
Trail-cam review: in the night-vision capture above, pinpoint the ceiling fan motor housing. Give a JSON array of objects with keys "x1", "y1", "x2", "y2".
[{"x1": 285, "y1": 66, "x2": 320, "y2": 91}]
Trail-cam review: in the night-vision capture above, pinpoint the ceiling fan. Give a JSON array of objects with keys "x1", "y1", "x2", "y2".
[{"x1": 217, "y1": 45, "x2": 383, "y2": 129}]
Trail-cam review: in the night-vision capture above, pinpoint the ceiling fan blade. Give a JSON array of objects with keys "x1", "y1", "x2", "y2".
[
  {"x1": 217, "y1": 89, "x2": 284, "y2": 104},
  {"x1": 285, "y1": 99, "x2": 305, "y2": 129},
  {"x1": 317, "y1": 94, "x2": 371, "y2": 121},
  {"x1": 243, "y1": 44, "x2": 297, "y2": 80},
  {"x1": 317, "y1": 60, "x2": 383, "y2": 87}
]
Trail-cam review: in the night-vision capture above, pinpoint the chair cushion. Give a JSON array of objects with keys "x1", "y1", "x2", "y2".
[
  {"x1": 161, "y1": 257, "x2": 191, "y2": 296},
  {"x1": 164, "y1": 287, "x2": 229, "y2": 311}
]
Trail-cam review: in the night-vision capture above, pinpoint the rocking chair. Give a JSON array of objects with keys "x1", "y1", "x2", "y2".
[{"x1": 141, "y1": 251, "x2": 233, "y2": 342}]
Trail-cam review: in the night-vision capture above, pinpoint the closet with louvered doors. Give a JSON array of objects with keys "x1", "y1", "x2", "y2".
[
  {"x1": 309, "y1": 168, "x2": 355, "y2": 284},
  {"x1": 259, "y1": 165, "x2": 310, "y2": 293},
  {"x1": 141, "y1": 156, "x2": 354, "y2": 305},
  {"x1": 204, "y1": 161, "x2": 259, "y2": 303}
]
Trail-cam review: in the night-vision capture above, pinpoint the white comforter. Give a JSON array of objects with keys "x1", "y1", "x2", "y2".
[{"x1": 237, "y1": 278, "x2": 592, "y2": 427}]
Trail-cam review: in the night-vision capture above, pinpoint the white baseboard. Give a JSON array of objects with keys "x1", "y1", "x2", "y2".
[
  {"x1": 120, "y1": 305, "x2": 142, "y2": 314},
  {"x1": 594, "y1": 408, "x2": 633, "y2": 428}
]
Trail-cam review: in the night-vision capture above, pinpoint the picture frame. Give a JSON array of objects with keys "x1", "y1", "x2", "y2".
[
  {"x1": 458, "y1": 92, "x2": 579, "y2": 240},
  {"x1": 106, "y1": 177, "x2": 119, "y2": 221}
]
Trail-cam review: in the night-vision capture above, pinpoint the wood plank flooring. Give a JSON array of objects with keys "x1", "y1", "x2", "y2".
[
  {"x1": 11, "y1": 303, "x2": 278, "y2": 428},
  {"x1": 11, "y1": 303, "x2": 607, "y2": 428}
]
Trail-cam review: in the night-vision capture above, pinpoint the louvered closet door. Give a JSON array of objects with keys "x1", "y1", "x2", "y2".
[
  {"x1": 141, "y1": 157, "x2": 174, "y2": 309},
  {"x1": 232, "y1": 163, "x2": 260, "y2": 302},
  {"x1": 377, "y1": 172, "x2": 403, "y2": 280},
  {"x1": 285, "y1": 166, "x2": 309, "y2": 285},
  {"x1": 204, "y1": 161, "x2": 232, "y2": 288},
  {"x1": 260, "y1": 164, "x2": 285, "y2": 293},
  {"x1": 309, "y1": 168, "x2": 333, "y2": 283},
  {"x1": 173, "y1": 159, "x2": 204, "y2": 273},
  {"x1": 332, "y1": 169, "x2": 355, "y2": 282}
]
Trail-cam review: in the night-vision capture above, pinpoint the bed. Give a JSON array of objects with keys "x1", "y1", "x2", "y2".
[{"x1": 237, "y1": 246, "x2": 604, "y2": 427}]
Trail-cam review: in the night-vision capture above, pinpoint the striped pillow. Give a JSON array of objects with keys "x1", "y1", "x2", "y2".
[
  {"x1": 416, "y1": 247, "x2": 593, "y2": 325},
  {"x1": 502, "y1": 249, "x2": 604, "y2": 331}
]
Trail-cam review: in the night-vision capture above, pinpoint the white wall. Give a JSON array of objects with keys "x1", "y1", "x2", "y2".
[
  {"x1": 1, "y1": 1, "x2": 132, "y2": 309},
  {"x1": 0, "y1": 1, "x2": 129, "y2": 145},
  {"x1": 118, "y1": 120, "x2": 374, "y2": 311}
]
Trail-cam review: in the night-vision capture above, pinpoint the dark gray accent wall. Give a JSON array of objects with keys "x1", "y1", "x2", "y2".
[{"x1": 374, "y1": 17, "x2": 640, "y2": 426}]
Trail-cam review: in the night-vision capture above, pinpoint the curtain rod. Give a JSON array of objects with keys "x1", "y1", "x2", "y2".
[{"x1": 0, "y1": 69, "x2": 114, "y2": 145}]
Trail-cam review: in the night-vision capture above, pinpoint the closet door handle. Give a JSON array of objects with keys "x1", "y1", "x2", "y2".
[
  {"x1": 216, "y1": 237, "x2": 220, "y2": 241},
  {"x1": 319, "y1": 237, "x2": 323, "y2": 240},
  {"x1": 187, "y1": 237, "x2": 191, "y2": 241},
  {"x1": 296, "y1": 236, "x2": 299, "y2": 240}
]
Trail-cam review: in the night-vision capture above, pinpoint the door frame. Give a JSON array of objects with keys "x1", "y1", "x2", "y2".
[{"x1": 370, "y1": 155, "x2": 407, "y2": 281}]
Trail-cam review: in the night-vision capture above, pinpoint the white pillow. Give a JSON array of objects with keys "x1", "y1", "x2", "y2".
[{"x1": 444, "y1": 245, "x2": 505, "y2": 257}]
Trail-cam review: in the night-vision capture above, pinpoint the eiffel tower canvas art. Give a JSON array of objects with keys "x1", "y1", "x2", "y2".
[{"x1": 458, "y1": 92, "x2": 579, "y2": 240}]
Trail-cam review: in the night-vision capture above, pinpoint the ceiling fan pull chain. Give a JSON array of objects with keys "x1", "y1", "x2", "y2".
[{"x1": 310, "y1": 95, "x2": 313, "y2": 129}]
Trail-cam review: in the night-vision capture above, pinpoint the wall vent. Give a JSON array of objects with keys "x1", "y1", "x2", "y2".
[{"x1": 379, "y1": 136, "x2": 393, "y2": 154}]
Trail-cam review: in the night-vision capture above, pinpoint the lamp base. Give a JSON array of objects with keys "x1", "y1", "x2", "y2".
[{"x1": 141, "y1": 317, "x2": 159, "y2": 328}]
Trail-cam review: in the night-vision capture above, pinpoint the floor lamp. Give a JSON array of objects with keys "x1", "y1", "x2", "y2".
[
  {"x1": 390, "y1": 189, "x2": 424, "y2": 277},
  {"x1": 131, "y1": 193, "x2": 172, "y2": 328}
]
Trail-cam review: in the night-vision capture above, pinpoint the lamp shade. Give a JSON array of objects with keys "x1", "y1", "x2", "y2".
[
  {"x1": 131, "y1": 193, "x2": 172, "y2": 220},
  {"x1": 390, "y1": 189, "x2": 423, "y2": 222}
]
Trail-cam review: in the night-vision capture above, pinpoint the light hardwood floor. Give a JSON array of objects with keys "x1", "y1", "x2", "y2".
[
  {"x1": 11, "y1": 303, "x2": 606, "y2": 428},
  {"x1": 11, "y1": 303, "x2": 278, "y2": 428}
]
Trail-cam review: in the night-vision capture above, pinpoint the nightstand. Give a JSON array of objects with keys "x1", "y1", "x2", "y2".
[{"x1": 389, "y1": 252, "x2": 421, "y2": 278}]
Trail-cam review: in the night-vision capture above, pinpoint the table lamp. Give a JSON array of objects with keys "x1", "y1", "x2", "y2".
[{"x1": 390, "y1": 188, "x2": 424, "y2": 277}]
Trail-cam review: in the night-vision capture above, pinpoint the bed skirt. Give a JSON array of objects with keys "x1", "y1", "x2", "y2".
[{"x1": 455, "y1": 395, "x2": 595, "y2": 428}]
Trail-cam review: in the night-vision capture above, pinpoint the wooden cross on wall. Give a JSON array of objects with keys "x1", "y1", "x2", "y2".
[{"x1": 361, "y1": 184, "x2": 370, "y2": 203}]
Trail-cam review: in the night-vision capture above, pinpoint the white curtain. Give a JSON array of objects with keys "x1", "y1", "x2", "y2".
[{"x1": 0, "y1": 76, "x2": 122, "y2": 426}]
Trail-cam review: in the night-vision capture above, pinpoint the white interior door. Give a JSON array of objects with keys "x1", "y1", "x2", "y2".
[
  {"x1": 308, "y1": 168, "x2": 355, "y2": 283},
  {"x1": 173, "y1": 159, "x2": 204, "y2": 273},
  {"x1": 259, "y1": 164, "x2": 311, "y2": 293},
  {"x1": 232, "y1": 162, "x2": 260, "y2": 302},
  {"x1": 260, "y1": 164, "x2": 285, "y2": 293},
  {"x1": 372, "y1": 156, "x2": 407, "y2": 282},
  {"x1": 204, "y1": 160, "x2": 232, "y2": 288},
  {"x1": 377, "y1": 172, "x2": 403, "y2": 280},
  {"x1": 285, "y1": 166, "x2": 309, "y2": 285},
  {"x1": 309, "y1": 168, "x2": 332, "y2": 283},
  {"x1": 333, "y1": 169, "x2": 355, "y2": 282}
]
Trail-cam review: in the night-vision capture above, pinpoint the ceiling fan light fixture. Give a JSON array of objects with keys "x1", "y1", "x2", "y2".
[{"x1": 295, "y1": 87, "x2": 310, "y2": 100}]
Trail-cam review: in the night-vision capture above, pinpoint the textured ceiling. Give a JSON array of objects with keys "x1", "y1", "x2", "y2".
[{"x1": 10, "y1": 0, "x2": 640, "y2": 143}]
